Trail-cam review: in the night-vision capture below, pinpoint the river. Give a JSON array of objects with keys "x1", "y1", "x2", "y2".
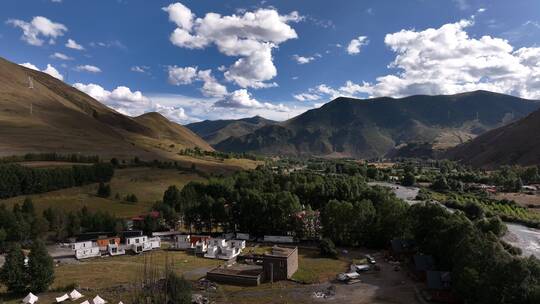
[{"x1": 369, "y1": 182, "x2": 540, "y2": 259}]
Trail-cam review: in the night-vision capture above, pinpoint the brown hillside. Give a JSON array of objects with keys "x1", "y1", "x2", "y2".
[
  {"x1": 0, "y1": 57, "x2": 211, "y2": 159},
  {"x1": 447, "y1": 109, "x2": 540, "y2": 168},
  {"x1": 134, "y1": 112, "x2": 213, "y2": 151}
]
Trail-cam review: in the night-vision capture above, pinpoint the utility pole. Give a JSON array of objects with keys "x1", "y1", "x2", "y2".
[{"x1": 28, "y1": 76, "x2": 34, "y2": 116}]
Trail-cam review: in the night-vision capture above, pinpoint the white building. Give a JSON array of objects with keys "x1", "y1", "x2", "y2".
[
  {"x1": 148, "y1": 237, "x2": 161, "y2": 249},
  {"x1": 173, "y1": 235, "x2": 193, "y2": 250},
  {"x1": 70, "y1": 241, "x2": 94, "y2": 250},
  {"x1": 236, "y1": 233, "x2": 250, "y2": 240},
  {"x1": 75, "y1": 246, "x2": 101, "y2": 260},
  {"x1": 204, "y1": 238, "x2": 246, "y2": 260},
  {"x1": 125, "y1": 236, "x2": 160, "y2": 253},
  {"x1": 195, "y1": 239, "x2": 209, "y2": 254},
  {"x1": 107, "y1": 244, "x2": 125, "y2": 256},
  {"x1": 70, "y1": 241, "x2": 101, "y2": 260}
]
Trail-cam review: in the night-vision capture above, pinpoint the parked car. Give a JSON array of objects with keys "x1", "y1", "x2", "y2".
[{"x1": 365, "y1": 254, "x2": 376, "y2": 264}]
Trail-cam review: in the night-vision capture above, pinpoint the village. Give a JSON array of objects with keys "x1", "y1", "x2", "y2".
[{"x1": 2, "y1": 220, "x2": 456, "y2": 304}]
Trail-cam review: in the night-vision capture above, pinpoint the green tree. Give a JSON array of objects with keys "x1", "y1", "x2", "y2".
[
  {"x1": 97, "y1": 182, "x2": 111, "y2": 198},
  {"x1": 431, "y1": 175, "x2": 450, "y2": 191},
  {"x1": 163, "y1": 185, "x2": 181, "y2": 210},
  {"x1": 0, "y1": 243, "x2": 28, "y2": 293},
  {"x1": 319, "y1": 238, "x2": 338, "y2": 258},
  {"x1": 0, "y1": 228, "x2": 7, "y2": 250},
  {"x1": 27, "y1": 240, "x2": 54, "y2": 292},
  {"x1": 21, "y1": 198, "x2": 35, "y2": 217},
  {"x1": 401, "y1": 172, "x2": 416, "y2": 186}
]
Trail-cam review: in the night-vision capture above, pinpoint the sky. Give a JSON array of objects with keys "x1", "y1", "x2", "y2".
[{"x1": 2, "y1": 0, "x2": 540, "y2": 124}]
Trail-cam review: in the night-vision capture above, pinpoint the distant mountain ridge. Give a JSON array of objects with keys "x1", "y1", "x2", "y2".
[
  {"x1": 447, "y1": 107, "x2": 540, "y2": 168},
  {"x1": 0, "y1": 57, "x2": 212, "y2": 159},
  {"x1": 213, "y1": 91, "x2": 540, "y2": 158},
  {"x1": 186, "y1": 115, "x2": 276, "y2": 145}
]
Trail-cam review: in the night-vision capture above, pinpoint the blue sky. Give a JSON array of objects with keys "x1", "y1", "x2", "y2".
[{"x1": 2, "y1": 0, "x2": 540, "y2": 123}]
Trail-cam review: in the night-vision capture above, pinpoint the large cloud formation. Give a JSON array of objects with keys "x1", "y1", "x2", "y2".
[
  {"x1": 7, "y1": 16, "x2": 67, "y2": 46},
  {"x1": 297, "y1": 19, "x2": 540, "y2": 101},
  {"x1": 162, "y1": 2, "x2": 300, "y2": 89},
  {"x1": 73, "y1": 83, "x2": 191, "y2": 123}
]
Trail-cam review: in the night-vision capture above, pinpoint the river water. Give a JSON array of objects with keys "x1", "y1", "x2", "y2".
[{"x1": 368, "y1": 182, "x2": 540, "y2": 259}]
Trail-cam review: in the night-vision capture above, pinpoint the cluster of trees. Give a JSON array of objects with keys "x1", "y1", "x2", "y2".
[
  {"x1": 0, "y1": 163, "x2": 114, "y2": 199},
  {"x1": 124, "y1": 194, "x2": 138, "y2": 203},
  {"x1": 0, "y1": 199, "x2": 125, "y2": 248},
  {"x1": 42, "y1": 206, "x2": 125, "y2": 241},
  {"x1": 178, "y1": 147, "x2": 263, "y2": 161},
  {"x1": 408, "y1": 203, "x2": 540, "y2": 304},
  {"x1": 0, "y1": 153, "x2": 100, "y2": 164},
  {"x1": 156, "y1": 167, "x2": 404, "y2": 241},
  {"x1": 0, "y1": 199, "x2": 49, "y2": 250},
  {"x1": 0, "y1": 241, "x2": 54, "y2": 293}
]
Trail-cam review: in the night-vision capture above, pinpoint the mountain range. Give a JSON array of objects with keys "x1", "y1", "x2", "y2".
[
  {"x1": 0, "y1": 57, "x2": 212, "y2": 160},
  {"x1": 2, "y1": 55, "x2": 539, "y2": 167},
  {"x1": 192, "y1": 91, "x2": 540, "y2": 159},
  {"x1": 186, "y1": 115, "x2": 276, "y2": 145}
]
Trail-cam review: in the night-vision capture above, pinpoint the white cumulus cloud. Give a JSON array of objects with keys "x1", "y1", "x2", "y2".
[
  {"x1": 297, "y1": 18, "x2": 540, "y2": 101},
  {"x1": 292, "y1": 54, "x2": 316, "y2": 64},
  {"x1": 163, "y1": 2, "x2": 300, "y2": 89},
  {"x1": 75, "y1": 64, "x2": 101, "y2": 73},
  {"x1": 346, "y1": 36, "x2": 369, "y2": 55},
  {"x1": 66, "y1": 38, "x2": 84, "y2": 50},
  {"x1": 131, "y1": 66, "x2": 150, "y2": 73},
  {"x1": 7, "y1": 16, "x2": 67, "y2": 46},
  {"x1": 51, "y1": 52, "x2": 73, "y2": 60},
  {"x1": 19, "y1": 62, "x2": 64, "y2": 80},
  {"x1": 167, "y1": 65, "x2": 228, "y2": 97},
  {"x1": 73, "y1": 83, "x2": 193, "y2": 123},
  {"x1": 293, "y1": 93, "x2": 321, "y2": 101},
  {"x1": 214, "y1": 89, "x2": 289, "y2": 112}
]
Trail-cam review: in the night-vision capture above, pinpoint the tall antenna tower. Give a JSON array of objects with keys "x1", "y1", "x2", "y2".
[{"x1": 28, "y1": 76, "x2": 34, "y2": 89}]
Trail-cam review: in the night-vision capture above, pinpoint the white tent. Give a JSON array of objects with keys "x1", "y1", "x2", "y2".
[
  {"x1": 80, "y1": 301, "x2": 90, "y2": 304},
  {"x1": 22, "y1": 292, "x2": 38, "y2": 304},
  {"x1": 92, "y1": 295, "x2": 107, "y2": 304},
  {"x1": 55, "y1": 294, "x2": 69, "y2": 302},
  {"x1": 69, "y1": 289, "x2": 84, "y2": 300}
]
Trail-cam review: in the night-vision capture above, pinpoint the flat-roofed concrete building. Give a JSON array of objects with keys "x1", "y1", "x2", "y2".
[
  {"x1": 206, "y1": 264, "x2": 263, "y2": 286},
  {"x1": 262, "y1": 246, "x2": 298, "y2": 282}
]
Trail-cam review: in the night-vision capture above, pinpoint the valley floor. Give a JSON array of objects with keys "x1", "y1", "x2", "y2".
[{"x1": 0, "y1": 166, "x2": 203, "y2": 218}]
